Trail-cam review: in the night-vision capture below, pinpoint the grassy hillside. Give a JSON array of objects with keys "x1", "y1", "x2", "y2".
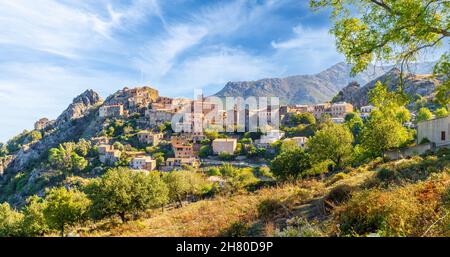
[{"x1": 78, "y1": 149, "x2": 450, "y2": 237}]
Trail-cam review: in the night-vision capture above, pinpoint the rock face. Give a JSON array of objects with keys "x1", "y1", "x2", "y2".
[
  {"x1": 5, "y1": 90, "x2": 103, "y2": 173},
  {"x1": 214, "y1": 62, "x2": 387, "y2": 104},
  {"x1": 56, "y1": 89, "x2": 102, "y2": 127},
  {"x1": 333, "y1": 68, "x2": 440, "y2": 108}
]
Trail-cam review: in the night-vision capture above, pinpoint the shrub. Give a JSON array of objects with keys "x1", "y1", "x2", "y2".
[
  {"x1": 323, "y1": 185, "x2": 355, "y2": 211},
  {"x1": 275, "y1": 217, "x2": 323, "y2": 237},
  {"x1": 334, "y1": 175, "x2": 450, "y2": 236},
  {"x1": 257, "y1": 198, "x2": 284, "y2": 221},
  {"x1": 221, "y1": 221, "x2": 250, "y2": 237},
  {"x1": 0, "y1": 202, "x2": 23, "y2": 237}
]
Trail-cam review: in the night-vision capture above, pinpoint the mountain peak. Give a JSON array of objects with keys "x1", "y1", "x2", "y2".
[{"x1": 55, "y1": 89, "x2": 103, "y2": 127}]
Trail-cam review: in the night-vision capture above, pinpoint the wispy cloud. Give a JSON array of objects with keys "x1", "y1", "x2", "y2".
[{"x1": 0, "y1": 0, "x2": 346, "y2": 142}]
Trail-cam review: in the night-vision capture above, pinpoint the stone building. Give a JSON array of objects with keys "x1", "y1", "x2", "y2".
[
  {"x1": 212, "y1": 138, "x2": 237, "y2": 155},
  {"x1": 137, "y1": 131, "x2": 163, "y2": 146},
  {"x1": 130, "y1": 156, "x2": 156, "y2": 171},
  {"x1": 99, "y1": 104, "x2": 124, "y2": 118}
]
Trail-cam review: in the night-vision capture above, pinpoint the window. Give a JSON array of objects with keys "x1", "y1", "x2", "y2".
[{"x1": 442, "y1": 131, "x2": 446, "y2": 141}]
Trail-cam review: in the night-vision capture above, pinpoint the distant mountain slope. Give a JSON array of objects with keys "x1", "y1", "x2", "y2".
[
  {"x1": 213, "y1": 62, "x2": 436, "y2": 105},
  {"x1": 332, "y1": 68, "x2": 441, "y2": 108},
  {"x1": 214, "y1": 62, "x2": 388, "y2": 104}
]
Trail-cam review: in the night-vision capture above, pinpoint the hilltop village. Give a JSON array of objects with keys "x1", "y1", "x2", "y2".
[
  {"x1": 31, "y1": 86, "x2": 362, "y2": 173},
  {"x1": 2, "y1": 85, "x2": 448, "y2": 176}
]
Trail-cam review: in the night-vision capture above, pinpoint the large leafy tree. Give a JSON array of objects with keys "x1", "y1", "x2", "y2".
[
  {"x1": 360, "y1": 111, "x2": 411, "y2": 158},
  {"x1": 21, "y1": 195, "x2": 49, "y2": 236},
  {"x1": 311, "y1": 0, "x2": 449, "y2": 73},
  {"x1": 162, "y1": 171, "x2": 210, "y2": 207},
  {"x1": 85, "y1": 168, "x2": 168, "y2": 223},
  {"x1": 43, "y1": 187, "x2": 91, "y2": 237},
  {"x1": 48, "y1": 142, "x2": 88, "y2": 175},
  {"x1": 307, "y1": 123, "x2": 354, "y2": 169},
  {"x1": 311, "y1": 0, "x2": 449, "y2": 103},
  {"x1": 0, "y1": 202, "x2": 23, "y2": 237},
  {"x1": 270, "y1": 148, "x2": 312, "y2": 180}
]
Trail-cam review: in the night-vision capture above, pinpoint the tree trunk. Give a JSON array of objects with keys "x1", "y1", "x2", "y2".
[
  {"x1": 60, "y1": 225, "x2": 65, "y2": 237},
  {"x1": 177, "y1": 195, "x2": 183, "y2": 208},
  {"x1": 119, "y1": 212, "x2": 127, "y2": 223}
]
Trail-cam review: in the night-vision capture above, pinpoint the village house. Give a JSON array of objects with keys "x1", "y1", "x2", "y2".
[
  {"x1": 360, "y1": 105, "x2": 376, "y2": 119},
  {"x1": 312, "y1": 103, "x2": 331, "y2": 119},
  {"x1": 327, "y1": 102, "x2": 354, "y2": 118},
  {"x1": 137, "y1": 131, "x2": 163, "y2": 146},
  {"x1": 171, "y1": 136, "x2": 197, "y2": 158},
  {"x1": 285, "y1": 136, "x2": 308, "y2": 149},
  {"x1": 417, "y1": 112, "x2": 450, "y2": 147},
  {"x1": 99, "y1": 104, "x2": 124, "y2": 118},
  {"x1": 212, "y1": 138, "x2": 238, "y2": 155},
  {"x1": 99, "y1": 147, "x2": 121, "y2": 165},
  {"x1": 91, "y1": 136, "x2": 110, "y2": 146},
  {"x1": 130, "y1": 156, "x2": 156, "y2": 171},
  {"x1": 163, "y1": 157, "x2": 200, "y2": 171},
  {"x1": 255, "y1": 129, "x2": 285, "y2": 148},
  {"x1": 145, "y1": 108, "x2": 175, "y2": 126}
]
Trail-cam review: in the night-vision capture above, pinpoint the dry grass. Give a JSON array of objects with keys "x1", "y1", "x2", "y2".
[{"x1": 82, "y1": 184, "x2": 314, "y2": 237}]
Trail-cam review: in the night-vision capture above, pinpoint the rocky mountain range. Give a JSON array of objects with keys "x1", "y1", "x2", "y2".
[
  {"x1": 214, "y1": 62, "x2": 436, "y2": 105},
  {"x1": 332, "y1": 68, "x2": 441, "y2": 108}
]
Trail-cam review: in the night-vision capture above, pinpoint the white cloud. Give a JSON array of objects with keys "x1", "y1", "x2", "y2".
[
  {"x1": 270, "y1": 24, "x2": 343, "y2": 74},
  {"x1": 0, "y1": 0, "x2": 160, "y2": 58},
  {"x1": 153, "y1": 47, "x2": 280, "y2": 97},
  {"x1": 135, "y1": 25, "x2": 208, "y2": 80}
]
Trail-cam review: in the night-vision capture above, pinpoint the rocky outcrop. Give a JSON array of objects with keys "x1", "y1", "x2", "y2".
[
  {"x1": 334, "y1": 68, "x2": 440, "y2": 108},
  {"x1": 5, "y1": 90, "x2": 103, "y2": 173},
  {"x1": 56, "y1": 89, "x2": 102, "y2": 127}
]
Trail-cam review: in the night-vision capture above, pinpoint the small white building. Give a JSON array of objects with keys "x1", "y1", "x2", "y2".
[
  {"x1": 255, "y1": 129, "x2": 285, "y2": 146},
  {"x1": 130, "y1": 156, "x2": 156, "y2": 171},
  {"x1": 284, "y1": 137, "x2": 308, "y2": 149},
  {"x1": 212, "y1": 138, "x2": 238, "y2": 155},
  {"x1": 417, "y1": 114, "x2": 450, "y2": 147}
]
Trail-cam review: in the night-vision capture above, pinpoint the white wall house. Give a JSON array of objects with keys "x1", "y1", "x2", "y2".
[{"x1": 417, "y1": 115, "x2": 450, "y2": 147}]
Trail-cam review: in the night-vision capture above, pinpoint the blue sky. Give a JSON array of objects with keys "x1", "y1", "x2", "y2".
[{"x1": 0, "y1": 0, "x2": 344, "y2": 142}]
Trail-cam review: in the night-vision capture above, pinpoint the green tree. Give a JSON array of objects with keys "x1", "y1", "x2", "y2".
[
  {"x1": 75, "y1": 139, "x2": 91, "y2": 157},
  {"x1": 162, "y1": 171, "x2": 210, "y2": 207},
  {"x1": 152, "y1": 152, "x2": 165, "y2": 167},
  {"x1": 85, "y1": 168, "x2": 168, "y2": 222},
  {"x1": 0, "y1": 202, "x2": 23, "y2": 237},
  {"x1": 29, "y1": 130, "x2": 42, "y2": 142},
  {"x1": 198, "y1": 145, "x2": 213, "y2": 158},
  {"x1": 346, "y1": 115, "x2": 364, "y2": 141},
  {"x1": 307, "y1": 123, "x2": 354, "y2": 169},
  {"x1": 310, "y1": 1, "x2": 449, "y2": 81},
  {"x1": 270, "y1": 148, "x2": 312, "y2": 180},
  {"x1": 279, "y1": 139, "x2": 301, "y2": 153},
  {"x1": 48, "y1": 142, "x2": 88, "y2": 175},
  {"x1": 43, "y1": 187, "x2": 91, "y2": 237},
  {"x1": 21, "y1": 195, "x2": 49, "y2": 236},
  {"x1": 292, "y1": 112, "x2": 316, "y2": 125},
  {"x1": 360, "y1": 114, "x2": 411, "y2": 158},
  {"x1": 204, "y1": 129, "x2": 220, "y2": 141},
  {"x1": 434, "y1": 107, "x2": 448, "y2": 118},
  {"x1": 417, "y1": 107, "x2": 433, "y2": 122},
  {"x1": 396, "y1": 106, "x2": 412, "y2": 123}
]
